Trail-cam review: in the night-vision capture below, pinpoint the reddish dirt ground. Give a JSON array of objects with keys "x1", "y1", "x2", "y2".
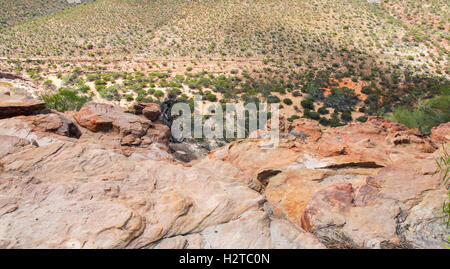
[{"x1": 324, "y1": 78, "x2": 369, "y2": 101}]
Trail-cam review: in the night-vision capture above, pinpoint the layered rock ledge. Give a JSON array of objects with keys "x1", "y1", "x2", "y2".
[{"x1": 0, "y1": 96, "x2": 448, "y2": 248}]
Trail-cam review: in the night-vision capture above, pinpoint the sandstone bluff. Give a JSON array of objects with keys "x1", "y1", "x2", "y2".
[{"x1": 0, "y1": 94, "x2": 448, "y2": 249}]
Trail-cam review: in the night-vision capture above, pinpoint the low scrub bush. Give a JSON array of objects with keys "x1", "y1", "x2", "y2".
[{"x1": 41, "y1": 88, "x2": 89, "y2": 112}]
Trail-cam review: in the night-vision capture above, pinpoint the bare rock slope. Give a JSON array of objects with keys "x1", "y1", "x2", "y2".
[{"x1": 0, "y1": 97, "x2": 448, "y2": 249}]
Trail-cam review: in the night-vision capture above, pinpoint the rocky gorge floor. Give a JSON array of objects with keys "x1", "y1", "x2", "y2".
[{"x1": 0, "y1": 89, "x2": 448, "y2": 249}]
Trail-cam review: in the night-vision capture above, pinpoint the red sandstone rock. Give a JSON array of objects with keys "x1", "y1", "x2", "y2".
[
  {"x1": 73, "y1": 102, "x2": 170, "y2": 149},
  {"x1": 143, "y1": 104, "x2": 161, "y2": 122},
  {"x1": 431, "y1": 122, "x2": 450, "y2": 143},
  {"x1": 129, "y1": 102, "x2": 161, "y2": 122},
  {"x1": 288, "y1": 118, "x2": 322, "y2": 142},
  {"x1": 0, "y1": 96, "x2": 46, "y2": 119}
]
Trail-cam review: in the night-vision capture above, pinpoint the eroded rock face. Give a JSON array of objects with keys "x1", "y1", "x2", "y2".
[
  {"x1": 431, "y1": 122, "x2": 450, "y2": 143},
  {"x1": 0, "y1": 96, "x2": 46, "y2": 119},
  {"x1": 288, "y1": 118, "x2": 322, "y2": 142},
  {"x1": 73, "y1": 102, "x2": 170, "y2": 149},
  {"x1": 0, "y1": 135, "x2": 31, "y2": 158},
  {"x1": 0, "y1": 136, "x2": 324, "y2": 249},
  {"x1": 0, "y1": 140, "x2": 259, "y2": 248},
  {"x1": 129, "y1": 102, "x2": 162, "y2": 122},
  {"x1": 0, "y1": 113, "x2": 80, "y2": 147},
  {"x1": 208, "y1": 117, "x2": 448, "y2": 248},
  {"x1": 169, "y1": 142, "x2": 207, "y2": 163},
  {"x1": 143, "y1": 105, "x2": 161, "y2": 122},
  {"x1": 0, "y1": 99, "x2": 448, "y2": 249},
  {"x1": 74, "y1": 102, "x2": 151, "y2": 134},
  {"x1": 0, "y1": 98, "x2": 326, "y2": 249}
]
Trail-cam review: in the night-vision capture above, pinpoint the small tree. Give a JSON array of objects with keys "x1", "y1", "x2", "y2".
[{"x1": 41, "y1": 88, "x2": 89, "y2": 112}]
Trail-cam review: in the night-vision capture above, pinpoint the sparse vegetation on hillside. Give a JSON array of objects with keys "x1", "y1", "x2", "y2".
[
  {"x1": 0, "y1": 0, "x2": 93, "y2": 27},
  {"x1": 0, "y1": 0, "x2": 448, "y2": 130},
  {"x1": 0, "y1": 0, "x2": 447, "y2": 72}
]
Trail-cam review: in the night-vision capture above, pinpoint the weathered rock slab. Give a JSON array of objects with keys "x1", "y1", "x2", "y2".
[{"x1": 0, "y1": 96, "x2": 46, "y2": 119}]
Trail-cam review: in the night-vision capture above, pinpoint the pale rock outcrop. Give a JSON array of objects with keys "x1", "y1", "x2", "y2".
[
  {"x1": 0, "y1": 139, "x2": 263, "y2": 248},
  {"x1": 0, "y1": 99, "x2": 448, "y2": 249},
  {"x1": 0, "y1": 113, "x2": 80, "y2": 146},
  {"x1": 430, "y1": 122, "x2": 450, "y2": 143},
  {"x1": 0, "y1": 100, "x2": 324, "y2": 249},
  {"x1": 207, "y1": 116, "x2": 448, "y2": 248},
  {"x1": 0, "y1": 135, "x2": 31, "y2": 158},
  {"x1": 73, "y1": 102, "x2": 171, "y2": 149}
]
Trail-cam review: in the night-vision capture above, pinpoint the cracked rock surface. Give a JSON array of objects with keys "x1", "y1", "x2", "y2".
[{"x1": 0, "y1": 98, "x2": 448, "y2": 248}]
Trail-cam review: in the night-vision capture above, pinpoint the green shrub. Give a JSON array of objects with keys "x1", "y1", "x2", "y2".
[
  {"x1": 283, "y1": 98, "x2": 293, "y2": 105},
  {"x1": 41, "y1": 88, "x2": 89, "y2": 112},
  {"x1": 288, "y1": 115, "x2": 301, "y2": 122},
  {"x1": 177, "y1": 94, "x2": 189, "y2": 103},
  {"x1": 124, "y1": 94, "x2": 134, "y2": 101},
  {"x1": 325, "y1": 87, "x2": 359, "y2": 112},
  {"x1": 319, "y1": 117, "x2": 330, "y2": 126},
  {"x1": 361, "y1": 86, "x2": 373, "y2": 95},
  {"x1": 329, "y1": 117, "x2": 345, "y2": 127},
  {"x1": 86, "y1": 74, "x2": 100, "y2": 81},
  {"x1": 341, "y1": 111, "x2": 353, "y2": 122},
  {"x1": 292, "y1": 91, "x2": 302, "y2": 97},
  {"x1": 168, "y1": 88, "x2": 182, "y2": 97},
  {"x1": 98, "y1": 85, "x2": 120, "y2": 101},
  {"x1": 43, "y1": 79, "x2": 55, "y2": 90},
  {"x1": 301, "y1": 83, "x2": 324, "y2": 100},
  {"x1": 206, "y1": 93, "x2": 217, "y2": 102},
  {"x1": 95, "y1": 79, "x2": 107, "y2": 85},
  {"x1": 62, "y1": 74, "x2": 76, "y2": 85},
  {"x1": 267, "y1": 95, "x2": 281, "y2": 104},
  {"x1": 78, "y1": 85, "x2": 90, "y2": 93},
  {"x1": 301, "y1": 97, "x2": 315, "y2": 110},
  {"x1": 432, "y1": 145, "x2": 449, "y2": 245},
  {"x1": 304, "y1": 110, "x2": 320, "y2": 120},
  {"x1": 154, "y1": 90, "x2": 164, "y2": 98},
  {"x1": 142, "y1": 96, "x2": 154, "y2": 103},
  {"x1": 95, "y1": 84, "x2": 106, "y2": 91},
  {"x1": 356, "y1": 116, "x2": 368, "y2": 122},
  {"x1": 318, "y1": 106, "x2": 329, "y2": 115}
]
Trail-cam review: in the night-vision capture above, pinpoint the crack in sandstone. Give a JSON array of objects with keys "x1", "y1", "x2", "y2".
[{"x1": 324, "y1": 162, "x2": 384, "y2": 169}]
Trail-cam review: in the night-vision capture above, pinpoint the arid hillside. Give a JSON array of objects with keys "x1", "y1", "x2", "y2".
[
  {"x1": 0, "y1": 0, "x2": 93, "y2": 28},
  {"x1": 0, "y1": 0, "x2": 448, "y2": 134}
]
